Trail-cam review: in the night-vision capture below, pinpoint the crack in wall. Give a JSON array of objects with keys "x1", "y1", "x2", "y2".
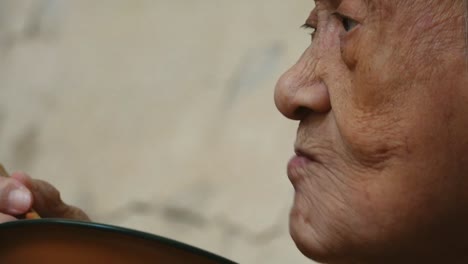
[{"x1": 0, "y1": 0, "x2": 63, "y2": 51}]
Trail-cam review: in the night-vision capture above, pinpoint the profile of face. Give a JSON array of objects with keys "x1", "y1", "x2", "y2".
[{"x1": 275, "y1": 0, "x2": 468, "y2": 263}]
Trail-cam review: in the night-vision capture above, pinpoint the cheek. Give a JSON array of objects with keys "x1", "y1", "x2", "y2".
[
  {"x1": 340, "y1": 27, "x2": 400, "y2": 110},
  {"x1": 339, "y1": 28, "x2": 362, "y2": 68},
  {"x1": 332, "y1": 28, "x2": 411, "y2": 163},
  {"x1": 331, "y1": 87, "x2": 408, "y2": 170}
]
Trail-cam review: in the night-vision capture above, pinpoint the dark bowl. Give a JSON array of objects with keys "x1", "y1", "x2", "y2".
[{"x1": 0, "y1": 219, "x2": 237, "y2": 264}]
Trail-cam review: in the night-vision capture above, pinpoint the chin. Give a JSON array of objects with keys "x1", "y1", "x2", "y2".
[
  {"x1": 288, "y1": 191, "x2": 360, "y2": 264},
  {"x1": 289, "y1": 204, "x2": 335, "y2": 263}
]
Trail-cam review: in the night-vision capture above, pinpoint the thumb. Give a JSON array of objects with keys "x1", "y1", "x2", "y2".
[
  {"x1": 11, "y1": 172, "x2": 90, "y2": 221},
  {"x1": 0, "y1": 177, "x2": 32, "y2": 215}
]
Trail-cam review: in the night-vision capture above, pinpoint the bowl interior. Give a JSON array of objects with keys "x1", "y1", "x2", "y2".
[{"x1": 0, "y1": 219, "x2": 235, "y2": 264}]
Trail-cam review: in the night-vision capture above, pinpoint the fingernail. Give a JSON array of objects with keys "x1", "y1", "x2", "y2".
[{"x1": 8, "y1": 189, "x2": 31, "y2": 213}]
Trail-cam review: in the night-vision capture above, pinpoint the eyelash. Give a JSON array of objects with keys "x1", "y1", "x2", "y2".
[
  {"x1": 301, "y1": 24, "x2": 317, "y2": 39},
  {"x1": 302, "y1": 13, "x2": 358, "y2": 40}
]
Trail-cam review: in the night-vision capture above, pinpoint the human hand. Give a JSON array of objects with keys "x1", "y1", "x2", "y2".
[{"x1": 0, "y1": 172, "x2": 89, "y2": 223}]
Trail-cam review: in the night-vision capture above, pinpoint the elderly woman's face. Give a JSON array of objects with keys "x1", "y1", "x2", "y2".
[{"x1": 275, "y1": 0, "x2": 467, "y2": 262}]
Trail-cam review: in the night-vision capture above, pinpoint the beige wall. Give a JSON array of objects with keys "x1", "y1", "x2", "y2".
[{"x1": 0, "y1": 0, "x2": 316, "y2": 263}]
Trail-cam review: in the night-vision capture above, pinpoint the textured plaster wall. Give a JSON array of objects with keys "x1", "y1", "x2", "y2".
[{"x1": 0, "y1": 1, "x2": 316, "y2": 263}]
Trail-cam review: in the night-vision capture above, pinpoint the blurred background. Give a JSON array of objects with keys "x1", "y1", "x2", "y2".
[{"x1": 0, "y1": 0, "x2": 315, "y2": 263}]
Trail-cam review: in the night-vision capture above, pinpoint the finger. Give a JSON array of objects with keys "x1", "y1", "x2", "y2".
[
  {"x1": 11, "y1": 173, "x2": 90, "y2": 221},
  {"x1": 0, "y1": 177, "x2": 32, "y2": 215},
  {"x1": 0, "y1": 212, "x2": 17, "y2": 223}
]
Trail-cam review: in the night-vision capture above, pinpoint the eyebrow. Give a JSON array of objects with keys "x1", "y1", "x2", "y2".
[
  {"x1": 314, "y1": 0, "x2": 372, "y2": 8},
  {"x1": 315, "y1": 0, "x2": 374, "y2": 7},
  {"x1": 315, "y1": 0, "x2": 342, "y2": 5},
  {"x1": 314, "y1": 0, "x2": 342, "y2": 10}
]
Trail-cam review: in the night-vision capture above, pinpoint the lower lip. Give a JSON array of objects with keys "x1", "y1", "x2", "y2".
[
  {"x1": 287, "y1": 155, "x2": 312, "y2": 171},
  {"x1": 287, "y1": 155, "x2": 313, "y2": 185}
]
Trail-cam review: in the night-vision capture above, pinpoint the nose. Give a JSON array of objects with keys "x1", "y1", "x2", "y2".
[{"x1": 274, "y1": 51, "x2": 331, "y2": 120}]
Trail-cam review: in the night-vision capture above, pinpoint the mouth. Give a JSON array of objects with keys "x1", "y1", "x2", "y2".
[
  {"x1": 295, "y1": 148, "x2": 316, "y2": 162},
  {"x1": 287, "y1": 147, "x2": 316, "y2": 184}
]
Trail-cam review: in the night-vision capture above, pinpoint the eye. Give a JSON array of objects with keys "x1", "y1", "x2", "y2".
[
  {"x1": 342, "y1": 16, "x2": 358, "y2": 32},
  {"x1": 301, "y1": 23, "x2": 317, "y2": 40},
  {"x1": 333, "y1": 13, "x2": 359, "y2": 32}
]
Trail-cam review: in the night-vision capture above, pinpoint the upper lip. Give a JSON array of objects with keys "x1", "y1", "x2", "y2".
[{"x1": 294, "y1": 146, "x2": 317, "y2": 162}]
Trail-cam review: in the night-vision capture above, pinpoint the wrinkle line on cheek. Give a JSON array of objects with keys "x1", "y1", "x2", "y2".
[{"x1": 303, "y1": 162, "x2": 350, "y2": 212}]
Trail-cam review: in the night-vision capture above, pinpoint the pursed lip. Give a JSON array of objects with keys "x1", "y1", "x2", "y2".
[
  {"x1": 287, "y1": 146, "x2": 317, "y2": 184},
  {"x1": 294, "y1": 148, "x2": 316, "y2": 162}
]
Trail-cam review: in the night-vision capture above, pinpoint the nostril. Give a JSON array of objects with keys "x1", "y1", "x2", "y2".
[{"x1": 293, "y1": 107, "x2": 311, "y2": 120}]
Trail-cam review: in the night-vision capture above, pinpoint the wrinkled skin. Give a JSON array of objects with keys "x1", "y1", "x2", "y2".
[{"x1": 275, "y1": 0, "x2": 468, "y2": 263}]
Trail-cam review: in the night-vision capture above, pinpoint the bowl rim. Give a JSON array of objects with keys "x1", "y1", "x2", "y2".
[{"x1": 0, "y1": 219, "x2": 237, "y2": 264}]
